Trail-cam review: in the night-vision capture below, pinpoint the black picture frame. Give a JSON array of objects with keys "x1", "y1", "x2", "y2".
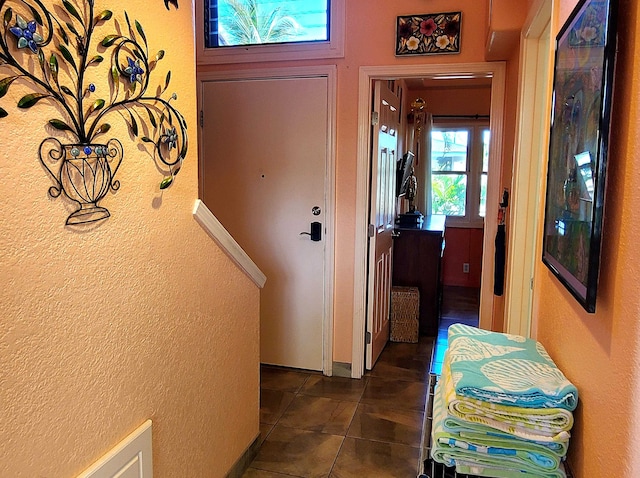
[{"x1": 542, "y1": 0, "x2": 618, "y2": 313}]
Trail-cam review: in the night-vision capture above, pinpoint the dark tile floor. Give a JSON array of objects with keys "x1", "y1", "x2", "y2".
[
  {"x1": 243, "y1": 286, "x2": 479, "y2": 478},
  {"x1": 243, "y1": 338, "x2": 433, "y2": 478},
  {"x1": 431, "y1": 286, "x2": 480, "y2": 376}
]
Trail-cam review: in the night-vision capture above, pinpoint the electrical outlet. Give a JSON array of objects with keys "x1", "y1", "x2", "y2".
[{"x1": 463, "y1": 263, "x2": 470, "y2": 273}]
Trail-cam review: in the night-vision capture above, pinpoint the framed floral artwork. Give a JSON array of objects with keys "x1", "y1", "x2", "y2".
[
  {"x1": 395, "y1": 12, "x2": 461, "y2": 56},
  {"x1": 542, "y1": 0, "x2": 618, "y2": 313}
]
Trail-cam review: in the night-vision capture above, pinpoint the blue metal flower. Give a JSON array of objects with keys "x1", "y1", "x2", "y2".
[
  {"x1": 124, "y1": 57, "x2": 144, "y2": 83},
  {"x1": 162, "y1": 126, "x2": 178, "y2": 150},
  {"x1": 9, "y1": 15, "x2": 44, "y2": 54}
]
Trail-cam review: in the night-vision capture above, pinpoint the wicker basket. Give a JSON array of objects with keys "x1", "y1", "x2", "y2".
[{"x1": 390, "y1": 286, "x2": 420, "y2": 343}]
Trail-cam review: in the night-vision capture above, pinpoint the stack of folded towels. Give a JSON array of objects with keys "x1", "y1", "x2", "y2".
[{"x1": 431, "y1": 324, "x2": 578, "y2": 478}]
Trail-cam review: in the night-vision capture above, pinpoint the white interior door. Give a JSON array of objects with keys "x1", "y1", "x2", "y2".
[
  {"x1": 200, "y1": 76, "x2": 329, "y2": 371},
  {"x1": 366, "y1": 81, "x2": 400, "y2": 369}
]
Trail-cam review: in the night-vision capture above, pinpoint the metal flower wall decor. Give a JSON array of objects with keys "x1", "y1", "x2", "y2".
[
  {"x1": 163, "y1": 0, "x2": 178, "y2": 10},
  {"x1": 0, "y1": 0, "x2": 188, "y2": 224}
]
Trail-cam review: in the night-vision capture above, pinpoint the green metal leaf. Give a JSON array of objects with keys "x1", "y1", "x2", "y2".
[
  {"x1": 144, "y1": 106, "x2": 157, "y2": 128},
  {"x1": 0, "y1": 76, "x2": 19, "y2": 99},
  {"x1": 3, "y1": 7, "x2": 12, "y2": 27},
  {"x1": 156, "y1": 50, "x2": 165, "y2": 61},
  {"x1": 96, "y1": 10, "x2": 112, "y2": 22},
  {"x1": 27, "y1": 4, "x2": 43, "y2": 26},
  {"x1": 49, "y1": 53, "x2": 58, "y2": 72},
  {"x1": 59, "y1": 26, "x2": 69, "y2": 45},
  {"x1": 101, "y1": 34, "x2": 120, "y2": 47},
  {"x1": 111, "y1": 65, "x2": 118, "y2": 85},
  {"x1": 49, "y1": 119, "x2": 72, "y2": 131},
  {"x1": 88, "y1": 55, "x2": 103, "y2": 65},
  {"x1": 164, "y1": 71, "x2": 171, "y2": 92},
  {"x1": 135, "y1": 20, "x2": 147, "y2": 44},
  {"x1": 61, "y1": 85, "x2": 74, "y2": 96},
  {"x1": 98, "y1": 123, "x2": 111, "y2": 134},
  {"x1": 18, "y1": 93, "x2": 50, "y2": 108},
  {"x1": 128, "y1": 110, "x2": 138, "y2": 136},
  {"x1": 62, "y1": 0, "x2": 83, "y2": 24},
  {"x1": 38, "y1": 49, "x2": 45, "y2": 70},
  {"x1": 0, "y1": 107, "x2": 7, "y2": 118},
  {"x1": 58, "y1": 44, "x2": 77, "y2": 71},
  {"x1": 159, "y1": 176, "x2": 173, "y2": 190},
  {"x1": 49, "y1": 54, "x2": 59, "y2": 83},
  {"x1": 87, "y1": 98, "x2": 105, "y2": 115},
  {"x1": 65, "y1": 21, "x2": 79, "y2": 37},
  {"x1": 141, "y1": 136, "x2": 154, "y2": 143}
]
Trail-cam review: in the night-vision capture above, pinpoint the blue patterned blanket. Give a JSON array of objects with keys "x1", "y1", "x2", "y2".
[{"x1": 447, "y1": 324, "x2": 578, "y2": 411}]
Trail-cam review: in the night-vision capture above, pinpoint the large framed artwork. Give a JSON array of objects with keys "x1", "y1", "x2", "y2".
[{"x1": 542, "y1": 0, "x2": 618, "y2": 312}]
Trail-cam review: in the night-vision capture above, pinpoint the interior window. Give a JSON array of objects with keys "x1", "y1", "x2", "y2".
[
  {"x1": 430, "y1": 125, "x2": 488, "y2": 225},
  {"x1": 205, "y1": 0, "x2": 330, "y2": 48}
]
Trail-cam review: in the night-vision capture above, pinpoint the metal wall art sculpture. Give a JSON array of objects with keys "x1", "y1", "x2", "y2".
[
  {"x1": 0, "y1": 0, "x2": 188, "y2": 224},
  {"x1": 164, "y1": 0, "x2": 178, "y2": 10}
]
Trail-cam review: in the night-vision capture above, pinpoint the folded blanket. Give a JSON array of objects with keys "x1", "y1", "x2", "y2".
[
  {"x1": 443, "y1": 423, "x2": 568, "y2": 457},
  {"x1": 442, "y1": 353, "x2": 573, "y2": 443},
  {"x1": 447, "y1": 324, "x2": 578, "y2": 411},
  {"x1": 455, "y1": 459, "x2": 567, "y2": 478},
  {"x1": 431, "y1": 382, "x2": 567, "y2": 478}
]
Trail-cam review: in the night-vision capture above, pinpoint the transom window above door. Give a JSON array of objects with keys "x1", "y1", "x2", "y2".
[
  {"x1": 206, "y1": 0, "x2": 329, "y2": 47},
  {"x1": 198, "y1": 0, "x2": 344, "y2": 64}
]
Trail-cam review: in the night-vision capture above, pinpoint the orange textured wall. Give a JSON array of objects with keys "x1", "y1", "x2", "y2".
[
  {"x1": 199, "y1": 0, "x2": 510, "y2": 363},
  {"x1": 532, "y1": 0, "x2": 640, "y2": 476},
  {"x1": 411, "y1": 86, "x2": 492, "y2": 116},
  {"x1": 1, "y1": 1, "x2": 260, "y2": 477},
  {"x1": 443, "y1": 228, "x2": 484, "y2": 288}
]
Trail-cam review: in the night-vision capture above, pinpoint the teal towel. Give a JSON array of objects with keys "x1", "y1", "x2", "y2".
[{"x1": 447, "y1": 324, "x2": 579, "y2": 411}]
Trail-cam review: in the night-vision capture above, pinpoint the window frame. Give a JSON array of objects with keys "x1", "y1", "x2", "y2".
[
  {"x1": 195, "y1": 0, "x2": 345, "y2": 65},
  {"x1": 430, "y1": 122, "x2": 490, "y2": 228}
]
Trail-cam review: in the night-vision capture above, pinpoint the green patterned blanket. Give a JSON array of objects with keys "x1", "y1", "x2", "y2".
[
  {"x1": 431, "y1": 381, "x2": 567, "y2": 478},
  {"x1": 443, "y1": 353, "x2": 573, "y2": 443},
  {"x1": 447, "y1": 324, "x2": 578, "y2": 411}
]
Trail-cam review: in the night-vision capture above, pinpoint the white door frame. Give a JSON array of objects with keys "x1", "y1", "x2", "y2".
[
  {"x1": 197, "y1": 66, "x2": 337, "y2": 375},
  {"x1": 352, "y1": 62, "x2": 506, "y2": 379},
  {"x1": 504, "y1": 0, "x2": 552, "y2": 338}
]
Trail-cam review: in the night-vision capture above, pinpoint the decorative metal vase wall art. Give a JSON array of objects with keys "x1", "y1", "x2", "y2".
[
  {"x1": 0, "y1": 0, "x2": 187, "y2": 225},
  {"x1": 163, "y1": 0, "x2": 178, "y2": 10}
]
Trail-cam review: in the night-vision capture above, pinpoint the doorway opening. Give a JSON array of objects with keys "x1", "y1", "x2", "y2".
[{"x1": 352, "y1": 62, "x2": 506, "y2": 378}]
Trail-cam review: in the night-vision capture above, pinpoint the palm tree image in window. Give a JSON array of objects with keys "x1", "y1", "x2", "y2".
[
  {"x1": 430, "y1": 126, "x2": 489, "y2": 224},
  {"x1": 205, "y1": 0, "x2": 329, "y2": 47},
  {"x1": 431, "y1": 130, "x2": 469, "y2": 216}
]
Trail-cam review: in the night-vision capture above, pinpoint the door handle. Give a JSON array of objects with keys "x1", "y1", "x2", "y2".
[
  {"x1": 391, "y1": 230, "x2": 400, "y2": 238},
  {"x1": 300, "y1": 221, "x2": 322, "y2": 241}
]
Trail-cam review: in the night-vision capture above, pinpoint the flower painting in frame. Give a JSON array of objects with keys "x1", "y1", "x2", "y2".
[
  {"x1": 396, "y1": 12, "x2": 461, "y2": 56},
  {"x1": 542, "y1": 0, "x2": 618, "y2": 313}
]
